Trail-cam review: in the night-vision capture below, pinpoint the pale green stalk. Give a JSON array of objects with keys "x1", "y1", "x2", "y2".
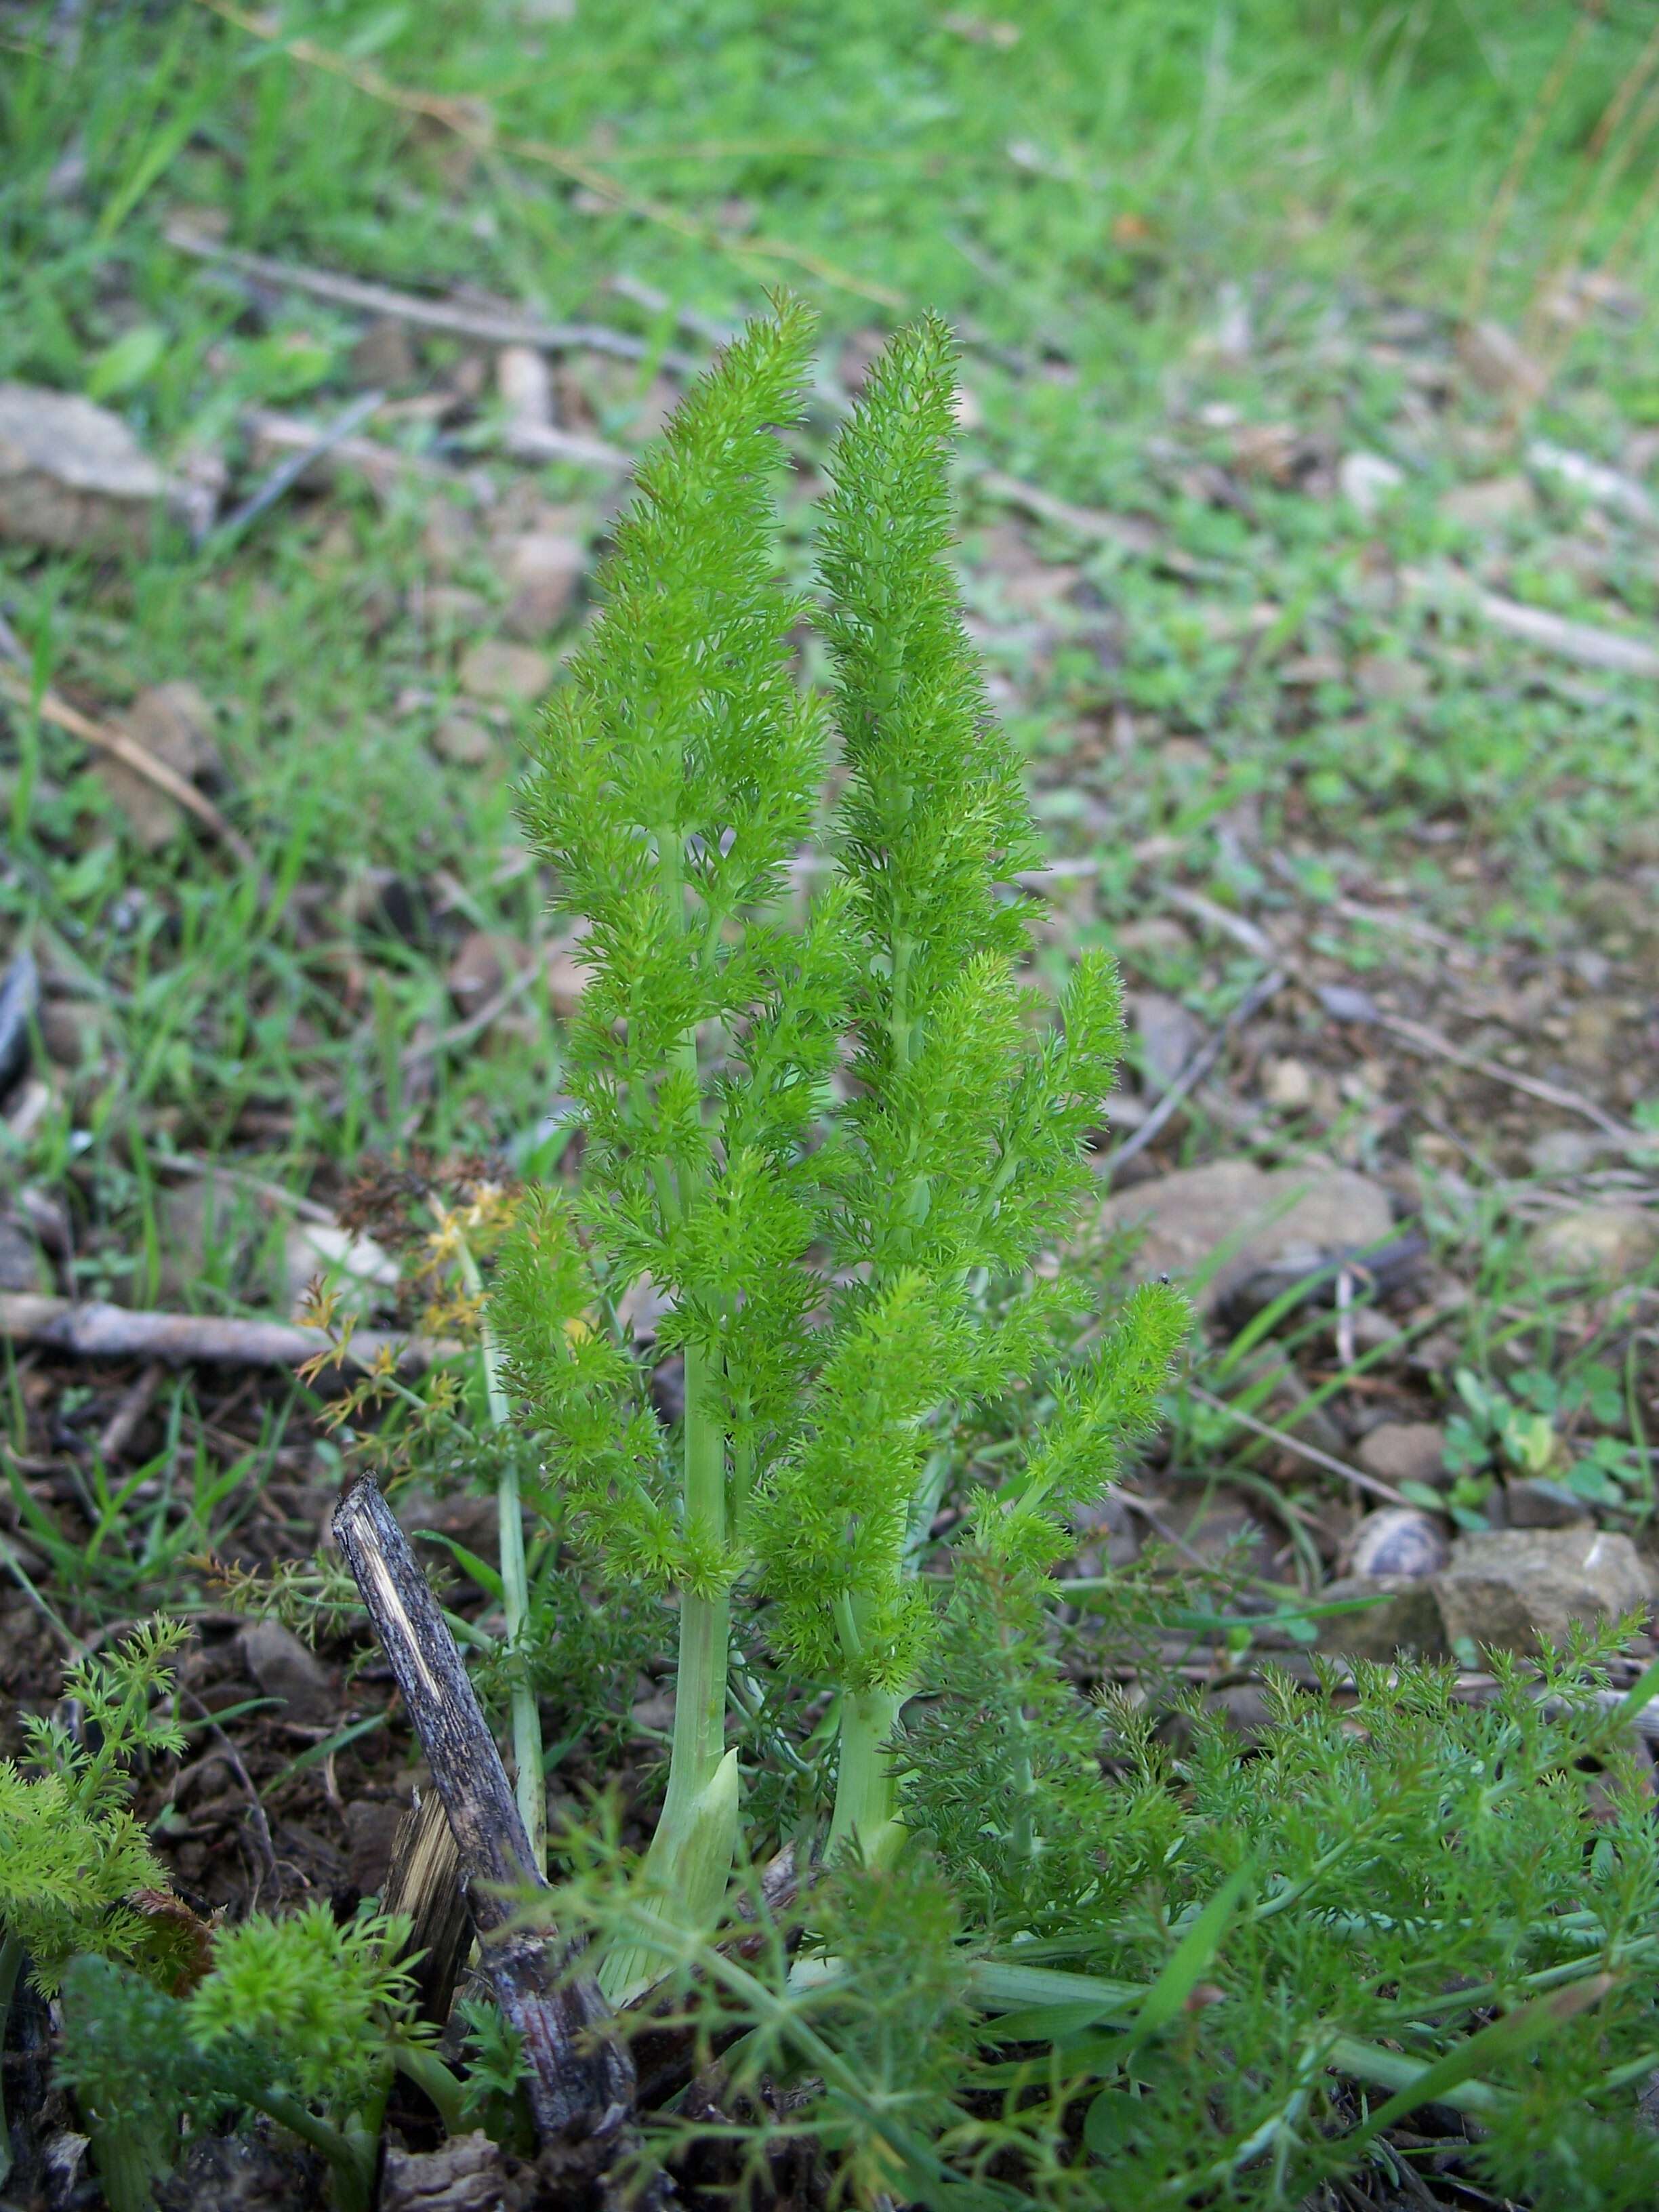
[
  {"x1": 455, "y1": 1234, "x2": 544, "y2": 1868},
  {"x1": 598, "y1": 824, "x2": 740, "y2": 2002}
]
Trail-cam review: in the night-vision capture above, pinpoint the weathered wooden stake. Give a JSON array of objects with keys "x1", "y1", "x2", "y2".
[{"x1": 331, "y1": 1477, "x2": 634, "y2": 2143}]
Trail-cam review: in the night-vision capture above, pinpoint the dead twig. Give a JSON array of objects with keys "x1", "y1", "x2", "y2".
[
  {"x1": 94, "y1": 1361, "x2": 166, "y2": 1464},
  {"x1": 1185, "y1": 1384, "x2": 1410, "y2": 1509},
  {"x1": 240, "y1": 407, "x2": 457, "y2": 500},
  {"x1": 1100, "y1": 968, "x2": 1289, "y2": 1177},
  {"x1": 1317, "y1": 985, "x2": 1637, "y2": 1141},
  {"x1": 177, "y1": 1685, "x2": 283, "y2": 1908},
  {"x1": 213, "y1": 387, "x2": 386, "y2": 549},
  {"x1": 497, "y1": 418, "x2": 631, "y2": 472},
  {"x1": 1410, "y1": 564, "x2": 1659, "y2": 678},
  {"x1": 167, "y1": 220, "x2": 698, "y2": 372},
  {"x1": 0, "y1": 666, "x2": 260, "y2": 874},
  {"x1": 0, "y1": 1294, "x2": 457, "y2": 1376}
]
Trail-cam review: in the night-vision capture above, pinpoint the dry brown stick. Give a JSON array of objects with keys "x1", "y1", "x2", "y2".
[
  {"x1": 1322, "y1": 991, "x2": 1639, "y2": 1141},
  {"x1": 1185, "y1": 1384, "x2": 1410, "y2": 1509},
  {"x1": 331, "y1": 1477, "x2": 635, "y2": 2145},
  {"x1": 168, "y1": 220, "x2": 698, "y2": 373},
  {"x1": 0, "y1": 1294, "x2": 456, "y2": 1374},
  {"x1": 0, "y1": 666, "x2": 259, "y2": 874},
  {"x1": 1408, "y1": 565, "x2": 1659, "y2": 678},
  {"x1": 1099, "y1": 968, "x2": 1289, "y2": 1177}
]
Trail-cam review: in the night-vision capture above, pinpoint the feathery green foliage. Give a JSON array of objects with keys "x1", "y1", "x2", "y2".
[
  {"x1": 59, "y1": 1905, "x2": 437, "y2": 2212},
  {"x1": 499, "y1": 302, "x2": 1187, "y2": 1967},
  {"x1": 0, "y1": 1618, "x2": 186, "y2": 1991}
]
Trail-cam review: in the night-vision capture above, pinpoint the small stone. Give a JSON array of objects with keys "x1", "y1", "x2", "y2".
[
  {"x1": 1113, "y1": 916, "x2": 1191, "y2": 966},
  {"x1": 95, "y1": 680, "x2": 222, "y2": 851},
  {"x1": 445, "y1": 928, "x2": 518, "y2": 1013},
  {"x1": 0, "y1": 1218, "x2": 49, "y2": 1294},
  {"x1": 1352, "y1": 653, "x2": 1430, "y2": 702},
  {"x1": 1345, "y1": 1507, "x2": 1449, "y2": 1581},
  {"x1": 1529, "y1": 1205, "x2": 1658, "y2": 1282},
  {"x1": 1338, "y1": 450, "x2": 1405, "y2": 520},
  {"x1": 0, "y1": 383, "x2": 167, "y2": 551},
  {"x1": 1317, "y1": 1574, "x2": 1448, "y2": 1662},
  {"x1": 1528, "y1": 1128, "x2": 1612, "y2": 1177},
  {"x1": 422, "y1": 499, "x2": 478, "y2": 574},
  {"x1": 1457, "y1": 319, "x2": 1548, "y2": 405},
  {"x1": 457, "y1": 639, "x2": 552, "y2": 703},
  {"x1": 1262, "y1": 1057, "x2": 1315, "y2": 1110},
  {"x1": 546, "y1": 937, "x2": 596, "y2": 1019},
  {"x1": 432, "y1": 712, "x2": 496, "y2": 767},
  {"x1": 343, "y1": 1799, "x2": 405, "y2": 1894},
  {"x1": 498, "y1": 530, "x2": 583, "y2": 639},
  {"x1": 1131, "y1": 991, "x2": 1202, "y2": 1088},
  {"x1": 238, "y1": 1620, "x2": 335, "y2": 1727},
  {"x1": 1437, "y1": 475, "x2": 1537, "y2": 531},
  {"x1": 1504, "y1": 1479, "x2": 1593, "y2": 1531},
  {"x1": 1434, "y1": 1527, "x2": 1653, "y2": 1656},
  {"x1": 1357, "y1": 1421, "x2": 1448, "y2": 1490},
  {"x1": 1165, "y1": 1490, "x2": 1273, "y2": 1574},
  {"x1": 349, "y1": 316, "x2": 417, "y2": 389},
  {"x1": 496, "y1": 343, "x2": 552, "y2": 428},
  {"x1": 424, "y1": 585, "x2": 490, "y2": 634},
  {"x1": 286, "y1": 1221, "x2": 398, "y2": 1321},
  {"x1": 1097, "y1": 1160, "x2": 1395, "y2": 1316},
  {"x1": 39, "y1": 996, "x2": 101, "y2": 1068}
]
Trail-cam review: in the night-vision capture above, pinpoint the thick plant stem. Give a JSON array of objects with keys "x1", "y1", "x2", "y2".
[
  {"x1": 457, "y1": 1235, "x2": 545, "y2": 1868},
  {"x1": 599, "y1": 1338, "x2": 739, "y2": 2003},
  {"x1": 827, "y1": 1681, "x2": 905, "y2": 1868}
]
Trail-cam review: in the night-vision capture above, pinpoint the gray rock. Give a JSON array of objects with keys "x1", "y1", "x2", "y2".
[
  {"x1": 1317, "y1": 1574, "x2": 1448, "y2": 1662},
  {"x1": 94, "y1": 681, "x2": 222, "y2": 851},
  {"x1": 344, "y1": 1797, "x2": 405, "y2": 1894},
  {"x1": 1504, "y1": 1479, "x2": 1593, "y2": 1531},
  {"x1": 1345, "y1": 1508, "x2": 1449, "y2": 1581},
  {"x1": 431, "y1": 711, "x2": 496, "y2": 767},
  {"x1": 1130, "y1": 992, "x2": 1203, "y2": 1089},
  {"x1": 1097, "y1": 1160, "x2": 1395, "y2": 1315},
  {"x1": 0, "y1": 1217, "x2": 50, "y2": 1294},
  {"x1": 239, "y1": 1620, "x2": 335, "y2": 1727},
  {"x1": 1527, "y1": 1128, "x2": 1613, "y2": 1178},
  {"x1": 1529, "y1": 1205, "x2": 1658, "y2": 1283},
  {"x1": 1338, "y1": 450, "x2": 1405, "y2": 521},
  {"x1": 457, "y1": 638, "x2": 552, "y2": 703},
  {"x1": 1434, "y1": 1527, "x2": 1654, "y2": 1656},
  {"x1": 498, "y1": 529, "x2": 583, "y2": 640},
  {"x1": 1357, "y1": 1420, "x2": 1448, "y2": 1490},
  {"x1": 1437, "y1": 474, "x2": 1537, "y2": 531},
  {"x1": 0, "y1": 383, "x2": 167, "y2": 552}
]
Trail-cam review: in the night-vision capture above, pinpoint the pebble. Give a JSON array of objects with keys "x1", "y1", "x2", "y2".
[
  {"x1": 1345, "y1": 1507, "x2": 1449, "y2": 1581},
  {"x1": 1434, "y1": 1526, "x2": 1653, "y2": 1656},
  {"x1": 1357, "y1": 1420, "x2": 1447, "y2": 1490},
  {"x1": 457, "y1": 639, "x2": 552, "y2": 703},
  {"x1": 1529, "y1": 1204, "x2": 1658, "y2": 1282}
]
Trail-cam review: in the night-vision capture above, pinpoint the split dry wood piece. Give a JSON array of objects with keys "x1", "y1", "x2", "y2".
[
  {"x1": 0, "y1": 665, "x2": 258, "y2": 874},
  {"x1": 382, "y1": 1788, "x2": 470, "y2": 2028},
  {"x1": 0, "y1": 1294, "x2": 455, "y2": 1374},
  {"x1": 331, "y1": 1477, "x2": 636, "y2": 2146},
  {"x1": 167, "y1": 222, "x2": 699, "y2": 374}
]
